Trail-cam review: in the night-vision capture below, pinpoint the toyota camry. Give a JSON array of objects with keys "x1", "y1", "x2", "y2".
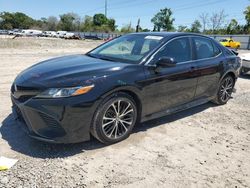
[{"x1": 11, "y1": 32, "x2": 241, "y2": 144}]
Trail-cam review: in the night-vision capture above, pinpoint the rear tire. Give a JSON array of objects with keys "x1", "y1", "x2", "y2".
[
  {"x1": 212, "y1": 75, "x2": 235, "y2": 105},
  {"x1": 91, "y1": 92, "x2": 137, "y2": 144}
]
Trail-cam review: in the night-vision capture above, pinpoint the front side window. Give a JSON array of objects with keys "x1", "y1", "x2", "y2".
[
  {"x1": 88, "y1": 35, "x2": 163, "y2": 64},
  {"x1": 194, "y1": 37, "x2": 220, "y2": 59},
  {"x1": 153, "y1": 37, "x2": 192, "y2": 63}
]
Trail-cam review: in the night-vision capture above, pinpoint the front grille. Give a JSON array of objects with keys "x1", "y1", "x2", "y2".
[
  {"x1": 11, "y1": 84, "x2": 39, "y2": 93},
  {"x1": 16, "y1": 85, "x2": 39, "y2": 91},
  {"x1": 18, "y1": 95, "x2": 35, "y2": 103},
  {"x1": 11, "y1": 84, "x2": 40, "y2": 103}
]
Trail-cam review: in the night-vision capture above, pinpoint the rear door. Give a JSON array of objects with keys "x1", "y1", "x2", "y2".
[{"x1": 191, "y1": 36, "x2": 223, "y2": 99}]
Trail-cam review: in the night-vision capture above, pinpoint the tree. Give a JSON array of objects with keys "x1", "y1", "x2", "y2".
[
  {"x1": 177, "y1": 25, "x2": 188, "y2": 32},
  {"x1": 226, "y1": 19, "x2": 239, "y2": 34},
  {"x1": 120, "y1": 23, "x2": 135, "y2": 33},
  {"x1": 190, "y1": 20, "x2": 202, "y2": 33},
  {"x1": 47, "y1": 16, "x2": 58, "y2": 31},
  {"x1": 108, "y1": 18, "x2": 116, "y2": 31},
  {"x1": 58, "y1": 13, "x2": 80, "y2": 31},
  {"x1": 244, "y1": 6, "x2": 250, "y2": 26},
  {"x1": 151, "y1": 8, "x2": 175, "y2": 31},
  {"x1": 93, "y1": 13, "x2": 108, "y2": 26},
  {"x1": 244, "y1": 6, "x2": 250, "y2": 33},
  {"x1": 80, "y1": 15, "x2": 93, "y2": 31},
  {"x1": 0, "y1": 12, "x2": 35, "y2": 29},
  {"x1": 142, "y1": 28, "x2": 150, "y2": 32},
  {"x1": 199, "y1": 12, "x2": 209, "y2": 33},
  {"x1": 209, "y1": 10, "x2": 227, "y2": 34}
]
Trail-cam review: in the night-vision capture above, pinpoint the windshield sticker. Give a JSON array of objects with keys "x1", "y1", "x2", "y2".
[{"x1": 145, "y1": 36, "x2": 163, "y2": 40}]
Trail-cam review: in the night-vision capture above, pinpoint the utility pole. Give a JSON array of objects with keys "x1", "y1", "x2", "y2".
[
  {"x1": 105, "y1": 0, "x2": 107, "y2": 17},
  {"x1": 136, "y1": 18, "x2": 140, "y2": 32}
]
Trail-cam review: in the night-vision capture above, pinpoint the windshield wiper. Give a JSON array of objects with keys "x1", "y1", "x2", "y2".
[
  {"x1": 87, "y1": 53, "x2": 117, "y2": 62},
  {"x1": 86, "y1": 53, "x2": 98, "y2": 58},
  {"x1": 98, "y1": 56, "x2": 117, "y2": 62}
]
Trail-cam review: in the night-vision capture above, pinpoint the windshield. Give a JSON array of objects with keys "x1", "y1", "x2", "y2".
[
  {"x1": 220, "y1": 39, "x2": 228, "y2": 42},
  {"x1": 88, "y1": 34, "x2": 164, "y2": 64}
]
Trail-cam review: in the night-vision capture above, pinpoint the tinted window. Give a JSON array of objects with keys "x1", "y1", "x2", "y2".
[
  {"x1": 154, "y1": 37, "x2": 192, "y2": 63},
  {"x1": 213, "y1": 42, "x2": 221, "y2": 56},
  {"x1": 194, "y1": 37, "x2": 220, "y2": 59},
  {"x1": 140, "y1": 39, "x2": 159, "y2": 54}
]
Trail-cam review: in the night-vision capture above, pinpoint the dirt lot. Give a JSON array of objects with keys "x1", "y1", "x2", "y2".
[{"x1": 0, "y1": 37, "x2": 250, "y2": 188}]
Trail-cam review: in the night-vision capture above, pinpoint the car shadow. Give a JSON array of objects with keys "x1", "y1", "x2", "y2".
[
  {"x1": 134, "y1": 102, "x2": 216, "y2": 133},
  {"x1": 0, "y1": 102, "x2": 216, "y2": 159},
  {"x1": 0, "y1": 115, "x2": 105, "y2": 159}
]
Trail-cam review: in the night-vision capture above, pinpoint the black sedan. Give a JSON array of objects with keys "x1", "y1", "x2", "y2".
[{"x1": 11, "y1": 32, "x2": 241, "y2": 144}]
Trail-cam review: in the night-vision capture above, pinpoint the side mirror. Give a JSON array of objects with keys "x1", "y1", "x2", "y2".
[{"x1": 156, "y1": 57, "x2": 176, "y2": 68}]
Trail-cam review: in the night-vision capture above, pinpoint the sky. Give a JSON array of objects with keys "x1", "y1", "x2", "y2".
[{"x1": 0, "y1": 0, "x2": 249, "y2": 30}]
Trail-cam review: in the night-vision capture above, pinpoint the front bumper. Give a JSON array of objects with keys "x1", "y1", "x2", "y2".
[{"x1": 11, "y1": 94, "x2": 98, "y2": 143}]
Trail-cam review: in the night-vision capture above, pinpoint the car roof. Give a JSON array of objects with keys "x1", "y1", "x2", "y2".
[{"x1": 126, "y1": 32, "x2": 212, "y2": 39}]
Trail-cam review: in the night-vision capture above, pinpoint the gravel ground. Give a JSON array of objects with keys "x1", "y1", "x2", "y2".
[{"x1": 0, "y1": 38, "x2": 250, "y2": 188}]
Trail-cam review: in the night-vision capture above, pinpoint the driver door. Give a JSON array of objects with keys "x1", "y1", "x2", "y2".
[{"x1": 142, "y1": 36, "x2": 198, "y2": 116}]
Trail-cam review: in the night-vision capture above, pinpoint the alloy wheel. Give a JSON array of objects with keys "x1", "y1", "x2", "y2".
[
  {"x1": 219, "y1": 77, "x2": 234, "y2": 103},
  {"x1": 102, "y1": 99, "x2": 135, "y2": 139}
]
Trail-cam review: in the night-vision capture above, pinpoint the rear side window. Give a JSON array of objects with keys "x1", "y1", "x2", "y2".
[
  {"x1": 194, "y1": 37, "x2": 221, "y2": 60},
  {"x1": 154, "y1": 37, "x2": 192, "y2": 63}
]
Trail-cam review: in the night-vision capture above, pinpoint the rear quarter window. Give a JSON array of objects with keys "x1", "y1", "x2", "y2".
[
  {"x1": 194, "y1": 37, "x2": 221, "y2": 59},
  {"x1": 224, "y1": 48, "x2": 236, "y2": 57}
]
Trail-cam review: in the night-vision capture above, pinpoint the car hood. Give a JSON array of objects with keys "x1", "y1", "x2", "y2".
[{"x1": 14, "y1": 54, "x2": 128, "y2": 88}]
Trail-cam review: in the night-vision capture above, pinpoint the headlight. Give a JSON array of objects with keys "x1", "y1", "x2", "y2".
[{"x1": 36, "y1": 85, "x2": 94, "y2": 98}]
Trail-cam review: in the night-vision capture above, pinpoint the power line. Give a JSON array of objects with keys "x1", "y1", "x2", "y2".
[
  {"x1": 114, "y1": 0, "x2": 235, "y2": 20},
  {"x1": 81, "y1": 0, "x2": 143, "y2": 16},
  {"x1": 174, "y1": 0, "x2": 230, "y2": 12}
]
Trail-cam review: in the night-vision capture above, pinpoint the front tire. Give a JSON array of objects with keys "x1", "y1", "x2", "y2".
[
  {"x1": 213, "y1": 75, "x2": 235, "y2": 105},
  {"x1": 91, "y1": 92, "x2": 137, "y2": 144}
]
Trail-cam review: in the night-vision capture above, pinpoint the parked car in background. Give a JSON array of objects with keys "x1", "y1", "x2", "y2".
[
  {"x1": 63, "y1": 32, "x2": 80, "y2": 39},
  {"x1": 83, "y1": 35, "x2": 102, "y2": 40},
  {"x1": 219, "y1": 38, "x2": 241, "y2": 49},
  {"x1": 8, "y1": 29, "x2": 22, "y2": 35},
  {"x1": 239, "y1": 53, "x2": 250, "y2": 75},
  {"x1": 11, "y1": 32, "x2": 241, "y2": 144},
  {"x1": 56, "y1": 31, "x2": 67, "y2": 38},
  {"x1": 0, "y1": 30, "x2": 8, "y2": 35},
  {"x1": 50, "y1": 31, "x2": 58, "y2": 37},
  {"x1": 20, "y1": 29, "x2": 43, "y2": 37},
  {"x1": 42, "y1": 31, "x2": 57, "y2": 37}
]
